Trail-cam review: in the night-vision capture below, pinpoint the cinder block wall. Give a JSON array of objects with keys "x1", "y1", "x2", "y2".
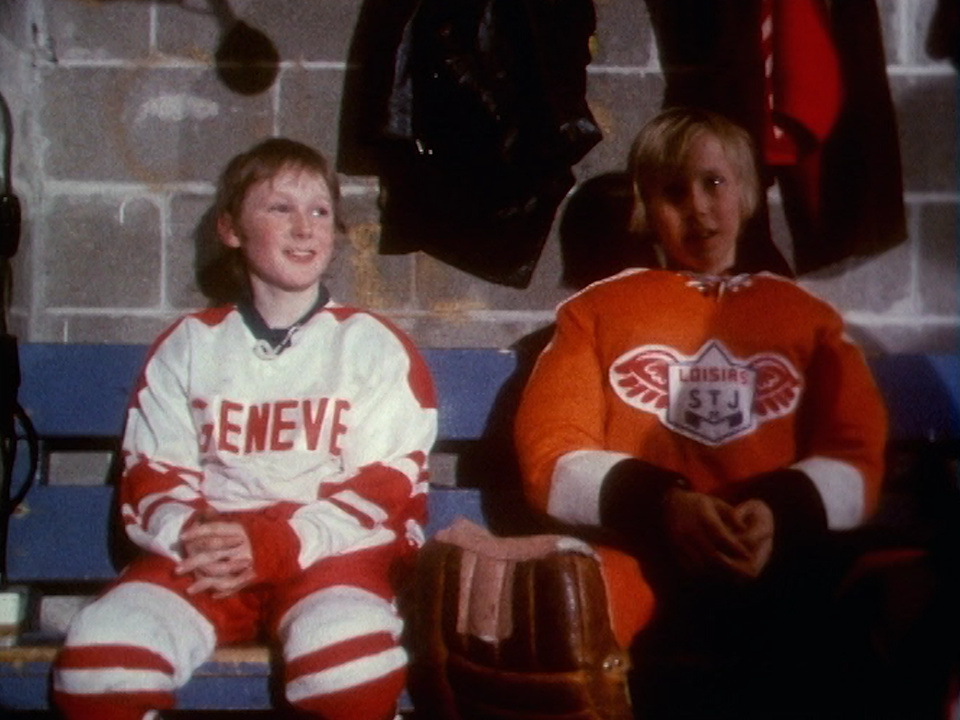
[{"x1": 0, "y1": 0, "x2": 956, "y2": 354}]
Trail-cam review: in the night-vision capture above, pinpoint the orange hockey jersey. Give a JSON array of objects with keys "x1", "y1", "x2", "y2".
[{"x1": 515, "y1": 269, "x2": 887, "y2": 646}]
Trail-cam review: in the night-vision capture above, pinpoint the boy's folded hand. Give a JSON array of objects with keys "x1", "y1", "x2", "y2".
[
  {"x1": 177, "y1": 516, "x2": 256, "y2": 597},
  {"x1": 724, "y1": 499, "x2": 774, "y2": 578},
  {"x1": 664, "y1": 490, "x2": 775, "y2": 580}
]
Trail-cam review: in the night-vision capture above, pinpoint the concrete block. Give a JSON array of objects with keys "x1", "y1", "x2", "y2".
[
  {"x1": 156, "y1": 0, "x2": 360, "y2": 66},
  {"x1": 412, "y1": 238, "x2": 567, "y2": 315},
  {"x1": 61, "y1": 313, "x2": 180, "y2": 344},
  {"x1": 6, "y1": 309, "x2": 28, "y2": 342},
  {"x1": 44, "y1": 195, "x2": 161, "y2": 309},
  {"x1": 403, "y1": 314, "x2": 553, "y2": 351},
  {"x1": 154, "y1": 1, "x2": 219, "y2": 63},
  {"x1": 169, "y1": 192, "x2": 217, "y2": 311},
  {"x1": 326, "y1": 210, "x2": 415, "y2": 311},
  {"x1": 799, "y1": 240, "x2": 913, "y2": 315},
  {"x1": 276, "y1": 66, "x2": 346, "y2": 159},
  {"x1": 250, "y1": 0, "x2": 360, "y2": 64},
  {"x1": 876, "y1": 0, "x2": 902, "y2": 65},
  {"x1": 592, "y1": 0, "x2": 657, "y2": 68},
  {"x1": 918, "y1": 201, "x2": 959, "y2": 316},
  {"x1": 893, "y1": 74, "x2": 958, "y2": 193},
  {"x1": 851, "y1": 321, "x2": 959, "y2": 355},
  {"x1": 29, "y1": 313, "x2": 68, "y2": 343},
  {"x1": 6, "y1": 0, "x2": 958, "y2": 360},
  {"x1": 0, "y1": 0, "x2": 38, "y2": 51},
  {"x1": 41, "y1": 67, "x2": 273, "y2": 183},
  {"x1": 47, "y1": 0, "x2": 150, "y2": 62},
  {"x1": 902, "y1": 0, "x2": 949, "y2": 67},
  {"x1": 576, "y1": 72, "x2": 665, "y2": 180}
]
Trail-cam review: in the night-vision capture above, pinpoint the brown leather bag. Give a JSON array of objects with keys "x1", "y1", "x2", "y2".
[{"x1": 407, "y1": 518, "x2": 633, "y2": 720}]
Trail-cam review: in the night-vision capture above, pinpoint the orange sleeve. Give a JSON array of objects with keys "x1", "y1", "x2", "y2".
[
  {"x1": 515, "y1": 299, "x2": 610, "y2": 513},
  {"x1": 795, "y1": 314, "x2": 888, "y2": 523}
]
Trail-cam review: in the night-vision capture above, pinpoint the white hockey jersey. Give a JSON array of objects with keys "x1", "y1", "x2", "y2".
[{"x1": 119, "y1": 301, "x2": 438, "y2": 578}]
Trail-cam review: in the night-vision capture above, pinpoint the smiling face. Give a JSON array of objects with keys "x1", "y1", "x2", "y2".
[
  {"x1": 644, "y1": 130, "x2": 744, "y2": 275},
  {"x1": 219, "y1": 166, "x2": 335, "y2": 316}
]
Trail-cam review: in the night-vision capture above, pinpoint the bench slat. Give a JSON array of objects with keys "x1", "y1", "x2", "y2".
[
  {"x1": 17, "y1": 345, "x2": 960, "y2": 443},
  {"x1": 868, "y1": 354, "x2": 960, "y2": 442},
  {"x1": 6, "y1": 485, "x2": 483, "y2": 584},
  {"x1": 17, "y1": 343, "x2": 147, "y2": 438},
  {"x1": 0, "y1": 653, "x2": 413, "y2": 712},
  {"x1": 17, "y1": 344, "x2": 518, "y2": 442},
  {"x1": 7, "y1": 485, "x2": 116, "y2": 582},
  {"x1": 0, "y1": 651, "x2": 274, "y2": 711}
]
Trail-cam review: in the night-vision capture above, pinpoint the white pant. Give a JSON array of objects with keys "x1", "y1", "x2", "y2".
[{"x1": 54, "y1": 580, "x2": 407, "y2": 718}]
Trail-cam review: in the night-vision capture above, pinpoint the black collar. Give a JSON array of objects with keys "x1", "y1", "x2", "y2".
[{"x1": 238, "y1": 285, "x2": 330, "y2": 356}]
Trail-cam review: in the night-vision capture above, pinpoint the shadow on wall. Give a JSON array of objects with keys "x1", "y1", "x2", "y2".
[
  {"x1": 207, "y1": 0, "x2": 279, "y2": 96},
  {"x1": 101, "y1": 0, "x2": 281, "y2": 96},
  {"x1": 558, "y1": 172, "x2": 658, "y2": 290},
  {"x1": 927, "y1": 0, "x2": 960, "y2": 69},
  {"x1": 193, "y1": 204, "x2": 247, "y2": 305},
  {"x1": 457, "y1": 171, "x2": 660, "y2": 535}
]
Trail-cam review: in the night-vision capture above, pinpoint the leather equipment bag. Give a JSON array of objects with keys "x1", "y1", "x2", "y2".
[{"x1": 407, "y1": 518, "x2": 633, "y2": 719}]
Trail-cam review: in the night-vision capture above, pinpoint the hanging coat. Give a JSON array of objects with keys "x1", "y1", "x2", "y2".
[
  {"x1": 644, "y1": 0, "x2": 906, "y2": 275},
  {"x1": 371, "y1": 0, "x2": 601, "y2": 288}
]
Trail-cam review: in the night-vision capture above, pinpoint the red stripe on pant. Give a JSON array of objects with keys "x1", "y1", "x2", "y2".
[
  {"x1": 286, "y1": 631, "x2": 405, "y2": 720},
  {"x1": 54, "y1": 645, "x2": 176, "y2": 720},
  {"x1": 293, "y1": 667, "x2": 406, "y2": 720},
  {"x1": 57, "y1": 645, "x2": 176, "y2": 674}
]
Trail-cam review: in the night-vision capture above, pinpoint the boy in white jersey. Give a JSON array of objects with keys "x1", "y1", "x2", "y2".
[{"x1": 53, "y1": 138, "x2": 438, "y2": 720}]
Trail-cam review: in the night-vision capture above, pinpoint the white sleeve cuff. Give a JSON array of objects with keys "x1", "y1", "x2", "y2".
[
  {"x1": 131, "y1": 501, "x2": 195, "y2": 560},
  {"x1": 791, "y1": 456, "x2": 866, "y2": 530},
  {"x1": 547, "y1": 450, "x2": 634, "y2": 526}
]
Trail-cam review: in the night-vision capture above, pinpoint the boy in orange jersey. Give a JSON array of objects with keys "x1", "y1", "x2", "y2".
[{"x1": 515, "y1": 108, "x2": 952, "y2": 719}]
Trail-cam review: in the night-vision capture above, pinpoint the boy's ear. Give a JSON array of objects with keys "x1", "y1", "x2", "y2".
[{"x1": 217, "y1": 214, "x2": 242, "y2": 248}]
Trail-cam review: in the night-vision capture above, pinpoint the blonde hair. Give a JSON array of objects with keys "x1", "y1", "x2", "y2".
[{"x1": 627, "y1": 107, "x2": 760, "y2": 234}]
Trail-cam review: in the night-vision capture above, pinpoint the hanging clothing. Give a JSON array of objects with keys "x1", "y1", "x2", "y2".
[
  {"x1": 927, "y1": 0, "x2": 960, "y2": 69},
  {"x1": 371, "y1": 0, "x2": 602, "y2": 288},
  {"x1": 645, "y1": 0, "x2": 906, "y2": 275}
]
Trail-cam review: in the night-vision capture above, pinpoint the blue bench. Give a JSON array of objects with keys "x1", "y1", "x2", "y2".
[
  {"x1": 0, "y1": 343, "x2": 519, "y2": 712},
  {"x1": 1, "y1": 343, "x2": 958, "y2": 713}
]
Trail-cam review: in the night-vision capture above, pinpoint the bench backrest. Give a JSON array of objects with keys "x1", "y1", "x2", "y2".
[{"x1": 5, "y1": 343, "x2": 960, "y2": 586}]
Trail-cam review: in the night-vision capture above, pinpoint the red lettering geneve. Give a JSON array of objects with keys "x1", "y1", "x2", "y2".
[{"x1": 200, "y1": 398, "x2": 351, "y2": 455}]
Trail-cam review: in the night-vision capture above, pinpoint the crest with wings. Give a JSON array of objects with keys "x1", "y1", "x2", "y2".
[{"x1": 609, "y1": 341, "x2": 803, "y2": 446}]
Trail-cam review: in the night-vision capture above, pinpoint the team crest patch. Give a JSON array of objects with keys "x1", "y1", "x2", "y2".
[{"x1": 609, "y1": 340, "x2": 802, "y2": 446}]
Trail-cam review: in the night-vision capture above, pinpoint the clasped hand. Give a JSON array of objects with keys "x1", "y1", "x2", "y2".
[
  {"x1": 177, "y1": 509, "x2": 256, "y2": 597},
  {"x1": 663, "y1": 489, "x2": 774, "y2": 580}
]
